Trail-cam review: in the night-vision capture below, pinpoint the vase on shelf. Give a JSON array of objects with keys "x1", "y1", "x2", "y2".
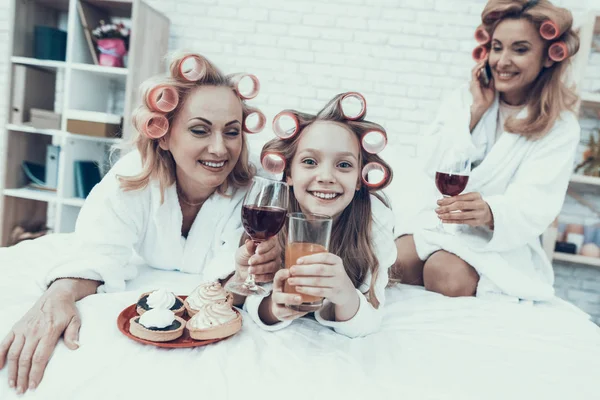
[{"x1": 97, "y1": 38, "x2": 127, "y2": 68}]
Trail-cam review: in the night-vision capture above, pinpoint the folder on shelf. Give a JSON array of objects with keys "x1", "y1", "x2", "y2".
[
  {"x1": 11, "y1": 65, "x2": 56, "y2": 125},
  {"x1": 77, "y1": 1, "x2": 110, "y2": 65},
  {"x1": 74, "y1": 161, "x2": 102, "y2": 198}
]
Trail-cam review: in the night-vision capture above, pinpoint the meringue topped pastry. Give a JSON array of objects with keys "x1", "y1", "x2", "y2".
[
  {"x1": 186, "y1": 302, "x2": 242, "y2": 340},
  {"x1": 129, "y1": 309, "x2": 185, "y2": 342},
  {"x1": 184, "y1": 281, "x2": 232, "y2": 317},
  {"x1": 136, "y1": 289, "x2": 185, "y2": 317}
]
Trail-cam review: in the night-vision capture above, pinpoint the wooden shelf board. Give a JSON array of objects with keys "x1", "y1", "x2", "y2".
[
  {"x1": 570, "y1": 174, "x2": 600, "y2": 186},
  {"x1": 553, "y1": 252, "x2": 600, "y2": 268},
  {"x1": 581, "y1": 91, "x2": 600, "y2": 104},
  {"x1": 70, "y1": 62, "x2": 128, "y2": 77},
  {"x1": 62, "y1": 197, "x2": 86, "y2": 207},
  {"x1": 11, "y1": 56, "x2": 66, "y2": 71},
  {"x1": 64, "y1": 132, "x2": 123, "y2": 144},
  {"x1": 6, "y1": 124, "x2": 63, "y2": 138},
  {"x1": 83, "y1": 0, "x2": 133, "y2": 18},
  {"x1": 3, "y1": 188, "x2": 58, "y2": 203}
]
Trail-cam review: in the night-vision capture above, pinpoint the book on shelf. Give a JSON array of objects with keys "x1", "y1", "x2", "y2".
[{"x1": 74, "y1": 161, "x2": 102, "y2": 198}]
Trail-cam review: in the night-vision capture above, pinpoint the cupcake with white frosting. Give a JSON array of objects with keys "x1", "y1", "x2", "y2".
[
  {"x1": 184, "y1": 281, "x2": 233, "y2": 317},
  {"x1": 129, "y1": 308, "x2": 185, "y2": 342},
  {"x1": 136, "y1": 289, "x2": 185, "y2": 317},
  {"x1": 186, "y1": 302, "x2": 242, "y2": 340}
]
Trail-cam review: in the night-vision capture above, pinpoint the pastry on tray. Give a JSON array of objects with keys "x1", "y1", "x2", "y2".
[
  {"x1": 129, "y1": 309, "x2": 185, "y2": 342},
  {"x1": 136, "y1": 288, "x2": 185, "y2": 317},
  {"x1": 184, "y1": 281, "x2": 233, "y2": 317},
  {"x1": 186, "y1": 302, "x2": 242, "y2": 340}
]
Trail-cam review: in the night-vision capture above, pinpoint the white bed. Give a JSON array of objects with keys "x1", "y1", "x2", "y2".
[
  {"x1": 1, "y1": 152, "x2": 600, "y2": 400},
  {"x1": 0, "y1": 234, "x2": 599, "y2": 400}
]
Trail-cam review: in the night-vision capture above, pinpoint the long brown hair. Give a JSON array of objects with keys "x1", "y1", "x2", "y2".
[
  {"x1": 480, "y1": 0, "x2": 580, "y2": 139},
  {"x1": 262, "y1": 94, "x2": 394, "y2": 308},
  {"x1": 118, "y1": 51, "x2": 258, "y2": 201}
]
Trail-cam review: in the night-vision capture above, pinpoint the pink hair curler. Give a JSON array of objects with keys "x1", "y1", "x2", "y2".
[
  {"x1": 472, "y1": 46, "x2": 488, "y2": 63},
  {"x1": 474, "y1": 26, "x2": 490, "y2": 45},
  {"x1": 548, "y1": 41, "x2": 568, "y2": 62},
  {"x1": 136, "y1": 110, "x2": 169, "y2": 139},
  {"x1": 231, "y1": 74, "x2": 260, "y2": 100},
  {"x1": 361, "y1": 130, "x2": 387, "y2": 154},
  {"x1": 272, "y1": 111, "x2": 299, "y2": 139},
  {"x1": 261, "y1": 152, "x2": 286, "y2": 175},
  {"x1": 148, "y1": 85, "x2": 179, "y2": 113},
  {"x1": 340, "y1": 92, "x2": 367, "y2": 121},
  {"x1": 243, "y1": 111, "x2": 266, "y2": 134},
  {"x1": 361, "y1": 162, "x2": 388, "y2": 188},
  {"x1": 540, "y1": 20, "x2": 560, "y2": 40},
  {"x1": 178, "y1": 55, "x2": 207, "y2": 82}
]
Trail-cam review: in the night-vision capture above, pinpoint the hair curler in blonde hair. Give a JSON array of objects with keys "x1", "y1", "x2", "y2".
[
  {"x1": 474, "y1": 25, "x2": 491, "y2": 44},
  {"x1": 339, "y1": 92, "x2": 367, "y2": 120},
  {"x1": 272, "y1": 111, "x2": 300, "y2": 139},
  {"x1": 539, "y1": 19, "x2": 570, "y2": 40},
  {"x1": 133, "y1": 109, "x2": 169, "y2": 139},
  {"x1": 472, "y1": 45, "x2": 489, "y2": 62},
  {"x1": 261, "y1": 152, "x2": 286, "y2": 175},
  {"x1": 361, "y1": 129, "x2": 387, "y2": 154},
  {"x1": 229, "y1": 73, "x2": 261, "y2": 100},
  {"x1": 361, "y1": 162, "x2": 389, "y2": 188},
  {"x1": 175, "y1": 54, "x2": 208, "y2": 82},
  {"x1": 147, "y1": 84, "x2": 179, "y2": 113},
  {"x1": 548, "y1": 41, "x2": 568, "y2": 61},
  {"x1": 242, "y1": 110, "x2": 266, "y2": 134}
]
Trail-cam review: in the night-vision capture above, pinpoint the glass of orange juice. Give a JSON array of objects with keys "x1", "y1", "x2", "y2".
[{"x1": 284, "y1": 212, "x2": 332, "y2": 312}]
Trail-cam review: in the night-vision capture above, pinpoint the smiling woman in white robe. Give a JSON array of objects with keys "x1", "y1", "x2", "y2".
[
  {"x1": 391, "y1": 0, "x2": 581, "y2": 301},
  {"x1": 0, "y1": 52, "x2": 279, "y2": 395}
]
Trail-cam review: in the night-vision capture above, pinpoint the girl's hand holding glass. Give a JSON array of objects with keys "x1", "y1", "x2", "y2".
[
  {"x1": 287, "y1": 253, "x2": 358, "y2": 312},
  {"x1": 266, "y1": 269, "x2": 308, "y2": 323}
]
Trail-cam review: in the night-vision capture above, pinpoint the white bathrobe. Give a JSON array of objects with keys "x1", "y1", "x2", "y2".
[
  {"x1": 245, "y1": 196, "x2": 398, "y2": 338},
  {"x1": 397, "y1": 86, "x2": 580, "y2": 302},
  {"x1": 44, "y1": 150, "x2": 246, "y2": 293}
]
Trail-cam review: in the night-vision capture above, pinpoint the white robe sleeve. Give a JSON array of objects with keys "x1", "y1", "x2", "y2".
[
  {"x1": 44, "y1": 152, "x2": 145, "y2": 293},
  {"x1": 479, "y1": 114, "x2": 580, "y2": 253},
  {"x1": 315, "y1": 196, "x2": 397, "y2": 338},
  {"x1": 201, "y1": 197, "x2": 246, "y2": 283}
]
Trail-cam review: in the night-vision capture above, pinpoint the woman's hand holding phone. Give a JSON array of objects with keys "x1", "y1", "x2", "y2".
[{"x1": 469, "y1": 59, "x2": 495, "y2": 132}]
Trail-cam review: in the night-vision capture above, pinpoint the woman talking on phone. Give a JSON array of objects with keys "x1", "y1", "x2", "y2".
[{"x1": 391, "y1": 0, "x2": 581, "y2": 301}]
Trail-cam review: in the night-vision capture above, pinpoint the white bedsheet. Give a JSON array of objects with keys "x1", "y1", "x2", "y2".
[{"x1": 0, "y1": 234, "x2": 599, "y2": 400}]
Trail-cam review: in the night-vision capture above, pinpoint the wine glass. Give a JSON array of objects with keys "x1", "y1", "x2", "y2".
[
  {"x1": 226, "y1": 176, "x2": 289, "y2": 297},
  {"x1": 426, "y1": 149, "x2": 471, "y2": 233}
]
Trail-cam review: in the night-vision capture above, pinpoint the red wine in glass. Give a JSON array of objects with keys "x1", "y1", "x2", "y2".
[
  {"x1": 226, "y1": 176, "x2": 289, "y2": 297},
  {"x1": 435, "y1": 172, "x2": 469, "y2": 197},
  {"x1": 242, "y1": 205, "x2": 287, "y2": 242}
]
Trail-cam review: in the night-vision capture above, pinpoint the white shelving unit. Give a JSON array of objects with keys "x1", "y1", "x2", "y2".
[
  {"x1": 545, "y1": 10, "x2": 600, "y2": 268},
  {"x1": 0, "y1": 0, "x2": 170, "y2": 246}
]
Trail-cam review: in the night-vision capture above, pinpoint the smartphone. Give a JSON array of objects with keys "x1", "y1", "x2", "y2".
[{"x1": 479, "y1": 62, "x2": 492, "y2": 87}]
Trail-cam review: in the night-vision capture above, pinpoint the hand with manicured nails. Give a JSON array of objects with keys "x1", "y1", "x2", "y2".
[
  {"x1": 234, "y1": 236, "x2": 281, "y2": 284},
  {"x1": 436, "y1": 192, "x2": 494, "y2": 229},
  {"x1": 0, "y1": 288, "x2": 81, "y2": 395}
]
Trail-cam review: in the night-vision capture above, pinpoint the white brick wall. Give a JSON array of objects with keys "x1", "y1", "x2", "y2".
[{"x1": 0, "y1": 0, "x2": 599, "y2": 322}]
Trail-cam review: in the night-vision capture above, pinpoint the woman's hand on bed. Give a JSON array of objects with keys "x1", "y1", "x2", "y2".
[
  {"x1": 260, "y1": 269, "x2": 307, "y2": 324},
  {"x1": 234, "y1": 236, "x2": 281, "y2": 284},
  {"x1": 0, "y1": 286, "x2": 81, "y2": 394},
  {"x1": 436, "y1": 192, "x2": 494, "y2": 228}
]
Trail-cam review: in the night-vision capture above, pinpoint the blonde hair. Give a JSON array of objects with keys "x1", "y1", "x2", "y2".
[
  {"x1": 262, "y1": 94, "x2": 394, "y2": 308},
  {"x1": 480, "y1": 0, "x2": 580, "y2": 139},
  {"x1": 118, "y1": 51, "x2": 258, "y2": 201}
]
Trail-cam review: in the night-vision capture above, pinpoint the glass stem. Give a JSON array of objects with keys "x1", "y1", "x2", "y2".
[{"x1": 243, "y1": 240, "x2": 259, "y2": 290}]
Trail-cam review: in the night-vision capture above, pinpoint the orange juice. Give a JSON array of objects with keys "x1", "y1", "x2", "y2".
[{"x1": 284, "y1": 242, "x2": 327, "y2": 305}]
